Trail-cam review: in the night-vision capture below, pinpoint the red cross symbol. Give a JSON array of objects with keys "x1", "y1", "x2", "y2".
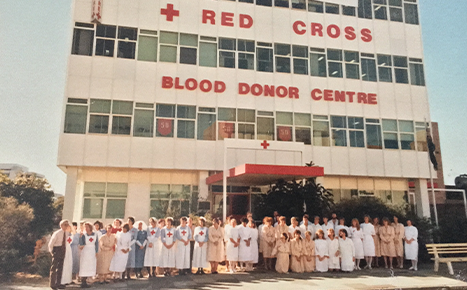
[
  {"x1": 161, "y1": 4, "x2": 179, "y2": 22},
  {"x1": 199, "y1": 231, "x2": 204, "y2": 236},
  {"x1": 167, "y1": 232, "x2": 173, "y2": 238},
  {"x1": 261, "y1": 140, "x2": 270, "y2": 149},
  {"x1": 181, "y1": 230, "x2": 187, "y2": 236},
  {"x1": 89, "y1": 238, "x2": 94, "y2": 242},
  {"x1": 151, "y1": 230, "x2": 156, "y2": 235},
  {"x1": 67, "y1": 237, "x2": 72, "y2": 244}
]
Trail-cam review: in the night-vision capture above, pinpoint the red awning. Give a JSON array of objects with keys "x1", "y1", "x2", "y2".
[{"x1": 206, "y1": 164, "x2": 324, "y2": 186}]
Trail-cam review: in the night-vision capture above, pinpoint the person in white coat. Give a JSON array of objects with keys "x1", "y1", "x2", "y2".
[
  {"x1": 321, "y1": 217, "x2": 334, "y2": 240},
  {"x1": 327, "y1": 228, "x2": 340, "y2": 271},
  {"x1": 144, "y1": 217, "x2": 160, "y2": 277},
  {"x1": 335, "y1": 218, "x2": 351, "y2": 238},
  {"x1": 61, "y1": 224, "x2": 73, "y2": 285},
  {"x1": 192, "y1": 217, "x2": 209, "y2": 274},
  {"x1": 312, "y1": 216, "x2": 322, "y2": 240},
  {"x1": 314, "y1": 229, "x2": 329, "y2": 272},
  {"x1": 350, "y1": 218, "x2": 364, "y2": 270},
  {"x1": 79, "y1": 222, "x2": 99, "y2": 288},
  {"x1": 110, "y1": 224, "x2": 132, "y2": 281},
  {"x1": 160, "y1": 217, "x2": 177, "y2": 276},
  {"x1": 337, "y1": 228, "x2": 355, "y2": 272},
  {"x1": 404, "y1": 220, "x2": 419, "y2": 271},
  {"x1": 361, "y1": 215, "x2": 376, "y2": 269},
  {"x1": 238, "y1": 218, "x2": 252, "y2": 271},
  {"x1": 299, "y1": 214, "x2": 313, "y2": 239},
  {"x1": 226, "y1": 218, "x2": 240, "y2": 273},
  {"x1": 175, "y1": 217, "x2": 192, "y2": 275},
  {"x1": 288, "y1": 217, "x2": 301, "y2": 239},
  {"x1": 247, "y1": 221, "x2": 259, "y2": 271}
]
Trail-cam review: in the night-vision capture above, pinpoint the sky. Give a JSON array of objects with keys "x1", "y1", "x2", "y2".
[{"x1": 0, "y1": 0, "x2": 466, "y2": 194}]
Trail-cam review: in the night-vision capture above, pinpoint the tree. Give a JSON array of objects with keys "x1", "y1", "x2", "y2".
[{"x1": 53, "y1": 196, "x2": 64, "y2": 226}]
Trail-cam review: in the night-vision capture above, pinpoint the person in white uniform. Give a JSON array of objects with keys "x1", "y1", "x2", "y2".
[
  {"x1": 330, "y1": 213, "x2": 339, "y2": 230},
  {"x1": 288, "y1": 217, "x2": 301, "y2": 239},
  {"x1": 238, "y1": 218, "x2": 252, "y2": 271},
  {"x1": 312, "y1": 216, "x2": 322, "y2": 240},
  {"x1": 350, "y1": 218, "x2": 364, "y2": 270},
  {"x1": 299, "y1": 214, "x2": 313, "y2": 239},
  {"x1": 192, "y1": 217, "x2": 209, "y2": 274},
  {"x1": 223, "y1": 216, "x2": 232, "y2": 271},
  {"x1": 404, "y1": 220, "x2": 419, "y2": 271},
  {"x1": 61, "y1": 223, "x2": 73, "y2": 286},
  {"x1": 335, "y1": 218, "x2": 351, "y2": 238},
  {"x1": 360, "y1": 215, "x2": 376, "y2": 269},
  {"x1": 314, "y1": 229, "x2": 329, "y2": 272},
  {"x1": 109, "y1": 224, "x2": 132, "y2": 281},
  {"x1": 327, "y1": 228, "x2": 340, "y2": 271},
  {"x1": 79, "y1": 222, "x2": 99, "y2": 288},
  {"x1": 144, "y1": 217, "x2": 160, "y2": 277},
  {"x1": 337, "y1": 228, "x2": 355, "y2": 272},
  {"x1": 247, "y1": 221, "x2": 259, "y2": 271},
  {"x1": 321, "y1": 217, "x2": 334, "y2": 240},
  {"x1": 226, "y1": 218, "x2": 240, "y2": 273},
  {"x1": 161, "y1": 217, "x2": 177, "y2": 276},
  {"x1": 175, "y1": 217, "x2": 192, "y2": 275}
]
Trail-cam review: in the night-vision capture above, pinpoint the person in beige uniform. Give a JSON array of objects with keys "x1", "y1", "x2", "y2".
[
  {"x1": 392, "y1": 216, "x2": 405, "y2": 268},
  {"x1": 380, "y1": 217, "x2": 396, "y2": 269},
  {"x1": 261, "y1": 217, "x2": 276, "y2": 270},
  {"x1": 275, "y1": 216, "x2": 288, "y2": 241},
  {"x1": 207, "y1": 218, "x2": 224, "y2": 274},
  {"x1": 97, "y1": 224, "x2": 116, "y2": 283},
  {"x1": 48, "y1": 220, "x2": 69, "y2": 290},
  {"x1": 372, "y1": 217, "x2": 381, "y2": 268}
]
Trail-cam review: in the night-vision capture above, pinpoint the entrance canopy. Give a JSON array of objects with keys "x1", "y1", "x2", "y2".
[{"x1": 206, "y1": 164, "x2": 324, "y2": 186}]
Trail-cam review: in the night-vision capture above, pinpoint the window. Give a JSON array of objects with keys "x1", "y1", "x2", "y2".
[
  {"x1": 133, "y1": 103, "x2": 154, "y2": 137},
  {"x1": 275, "y1": 44, "x2": 291, "y2": 73},
  {"x1": 159, "y1": 31, "x2": 178, "y2": 63},
  {"x1": 64, "y1": 99, "x2": 88, "y2": 134},
  {"x1": 257, "y1": 43, "x2": 273, "y2": 72},
  {"x1": 373, "y1": 0, "x2": 388, "y2": 20},
  {"x1": 366, "y1": 118, "x2": 382, "y2": 149},
  {"x1": 180, "y1": 33, "x2": 198, "y2": 65},
  {"x1": 198, "y1": 108, "x2": 216, "y2": 140},
  {"x1": 239, "y1": 0, "x2": 254, "y2": 3},
  {"x1": 177, "y1": 105, "x2": 196, "y2": 139},
  {"x1": 348, "y1": 117, "x2": 365, "y2": 147},
  {"x1": 275, "y1": 0, "x2": 289, "y2": 8},
  {"x1": 310, "y1": 48, "x2": 326, "y2": 77},
  {"x1": 89, "y1": 99, "x2": 111, "y2": 134},
  {"x1": 404, "y1": 2, "x2": 419, "y2": 25},
  {"x1": 409, "y1": 58, "x2": 425, "y2": 86},
  {"x1": 399, "y1": 120, "x2": 415, "y2": 150},
  {"x1": 331, "y1": 116, "x2": 347, "y2": 146},
  {"x1": 345, "y1": 51, "x2": 360, "y2": 79},
  {"x1": 276, "y1": 112, "x2": 293, "y2": 142},
  {"x1": 256, "y1": 0, "x2": 272, "y2": 7},
  {"x1": 111, "y1": 101, "x2": 133, "y2": 135},
  {"x1": 361, "y1": 53, "x2": 377, "y2": 82},
  {"x1": 150, "y1": 184, "x2": 193, "y2": 218},
  {"x1": 358, "y1": 0, "x2": 372, "y2": 19},
  {"x1": 291, "y1": 0, "x2": 306, "y2": 10},
  {"x1": 237, "y1": 109, "x2": 255, "y2": 139},
  {"x1": 308, "y1": 0, "x2": 323, "y2": 13},
  {"x1": 117, "y1": 27, "x2": 137, "y2": 59},
  {"x1": 71, "y1": 23, "x2": 94, "y2": 56},
  {"x1": 342, "y1": 5, "x2": 356, "y2": 16},
  {"x1": 82, "y1": 182, "x2": 127, "y2": 219},
  {"x1": 219, "y1": 38, "x2": 236, "y2": 68},
  {"x1": 138, "y1": 29, "x2": 158, "y2": 62},
  {"x1": 294, "y1": 113, "x2": 311, "y2": 145},
  {"x1": 415, "y1": 122, "x2": 428, "y2": 151},
  {"x1": 156, "y1": 104, "x2": 175, "y2": 137},
  {"x1": 377, "y1": 54, "x2": 393, "y2": 82},
  {"x1": 389, "y1": 0, "x2": 403, "y2": 22},
  {"x1": 382, "y1": 119, "x2": 399, "y2": 149},
  {"x1": 327, "y1": 49, "x2": 343, "y2": 78},
  {"x1": 95, "y1": 24, "x2": 116, "y2": 57},
  {"x1": 313, "y1": 115, "x2": 330, "y2": 146},
  {"x1": 393, "y1": 56, "x2": 408, "y2": 84},
  {"x1": 292, "y1": 45, "x2": 308, "y2": 75},
  {"x1": 238, "y1": 39, "x2": 255, "y2": 70},
  {"x1": 218, "y1": 108, "x2": 236, "y2": 140},
  {"x1": 325, "y1": 3, "x2": 339, "y2": 14},
  {"x1": 257, "y1": 112, "x2": 275, "y2": 140},
  {"x1": 199, "y1": 36, "x2": 217, "y2": 67}
]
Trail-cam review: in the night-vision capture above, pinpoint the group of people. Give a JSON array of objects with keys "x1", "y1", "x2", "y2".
[{"x1": 48, "y1": 212, "x2": 419, "y2": 289}]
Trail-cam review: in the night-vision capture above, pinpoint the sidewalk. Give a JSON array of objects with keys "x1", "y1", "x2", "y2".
[{"x1": 4, "y1": 264, "x2": 467, "y2": 290}]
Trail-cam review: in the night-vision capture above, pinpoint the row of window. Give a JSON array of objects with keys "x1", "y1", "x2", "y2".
[
  {"x1": 64, "y1": 99, "x2": 430, "y2": 152},
  {"x1": 72, "y1": 24, "x2": 426, "y2": 86}
]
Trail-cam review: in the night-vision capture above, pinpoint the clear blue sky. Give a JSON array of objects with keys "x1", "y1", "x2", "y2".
[{"x1": 0, "y1": 0, "x2": 466, "y2": 193}]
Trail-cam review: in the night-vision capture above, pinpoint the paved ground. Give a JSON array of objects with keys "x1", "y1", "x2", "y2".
[{"x1": 4, "y1": 264, "x2": 467, "y2": 290}]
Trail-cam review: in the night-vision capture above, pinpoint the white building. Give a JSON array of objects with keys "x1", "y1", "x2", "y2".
[
  {"x1": 60, "y1": 0, "x2": 433, "y2": 223},
  {"x1": 0, "y1": 163, "x2": 45, "y2": 180}
]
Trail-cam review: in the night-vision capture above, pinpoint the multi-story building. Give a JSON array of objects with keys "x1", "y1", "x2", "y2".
[
  {"x1": 60, "y1": 0, "x2": 435, "y2": 223},
  {"x1": 0, "y1": 163, "x2": 45, "y2": 180}
]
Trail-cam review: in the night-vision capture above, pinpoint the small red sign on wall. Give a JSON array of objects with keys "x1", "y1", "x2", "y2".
[
  {"x1": 278, "y1": 126, "x2": 292, "y2": 141},
  {"x1": 157, "y1": 119, "x2": 173, "y2": 136}
]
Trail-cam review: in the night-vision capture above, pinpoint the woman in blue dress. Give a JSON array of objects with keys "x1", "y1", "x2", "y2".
[
  {"x1": 71, "y1": 222, "x2": 81, "y2": 282},
  {"x1": 135, "y1": 221, "x2": 148, "y2": 278}
]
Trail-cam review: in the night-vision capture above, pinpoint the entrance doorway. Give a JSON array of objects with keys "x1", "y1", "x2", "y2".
[{"x1": 212, "y1": 193, "x2": 250, "y2": 221}]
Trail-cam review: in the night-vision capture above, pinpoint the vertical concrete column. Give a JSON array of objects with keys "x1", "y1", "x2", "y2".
[
  {"x1": 126, "y1": 183, "x2": 150, "y2": 222},
  {"x1": 198, "y1": 171, "x2": 209, "y2": 200},
  {"x1": 414, "y1": 179, "x2": 431, "y2": 218},
  {"x1": 63, "y1": 167, "x2": 78, "y2": 221}
]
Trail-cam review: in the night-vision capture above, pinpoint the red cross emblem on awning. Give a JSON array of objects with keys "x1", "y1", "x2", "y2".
[
  {"x1": 89, "y1": 238, "x2": 94, "y2": 242},
  {"x1": 199, "y1": 231, "x2": 204, "y2": 236},
  {"x1": 261, "y1": 140, "x2": 270, "y2": 149},
  {"x1": 151, "y1": 230, "x2": 156, "y2": 235},
  {"x1": 161, "y1": 4, "x2": 179, "y2": 22},
  {"x1": 167, "y1": 232, "x2": 173, "y2": 238}
]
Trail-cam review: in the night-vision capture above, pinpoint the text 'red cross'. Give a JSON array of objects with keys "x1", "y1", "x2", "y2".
[
  {"x1": 151, "y1": 230, "x2": 156, "y2": 235},
  {"x1": 167, "y1": 232, "x2": 173, "y2": 238},
  {"x1": 199, "y1": 231, "x2": 204, "y2": 236},
  {"x1": 261, "y1": 140, "x2": 270, "y2": 149},
  {"x1": 181, "y1": 230, "x2": 187, "y2": 235},
  {"x1": 67, "y1": 237, "x2": 72, "y2": 244},
  {"x1": 161, "y1": 4, "x2": 179, "y2": 22},
  {"x1": 89, "y1": 238, "x2": 94, "y2": 242}
]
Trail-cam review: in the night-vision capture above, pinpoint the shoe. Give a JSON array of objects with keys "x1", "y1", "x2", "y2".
[
  {"x1": 201, "y1": 270, "x2": 206, "y2": 275},
  {"x1": 212, "y1": 271, "x2": 218, "y2": 274},
  {"x1": 357, "y1": 266, "x2": 361, "y2": 270},
  {"x1": 409, "y1": 266, "x2": 414, "y2": 270},
  {"x1": 368, "y1": 265, "x2": 372, "y2": 270},
  {"x1": 414, "y1": 267, "x2": 418, "y2": 271},
  {"x1": 363, "y1": 265, "x2": 369, "y2": 269},
  {"x1": 399, "y1": 265, "x2": 403, "y2": 269},
  {"x1": 58, "y1": 285, "x2": 66, "y2": 289}
]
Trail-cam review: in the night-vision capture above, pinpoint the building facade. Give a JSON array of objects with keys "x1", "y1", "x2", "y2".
[{"x1": 60, "y1": 0, "x2": 434, "y2": 223}]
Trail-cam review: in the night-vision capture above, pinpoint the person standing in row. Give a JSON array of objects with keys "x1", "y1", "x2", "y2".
[
  {"x1": 70, "y1": 222, "x2": 81, "y2": 282},
  {"x1": 392, "y1": 216, "x2": 405, "y2": 269},
  {"x1": 192, "y1": 217, "x2": 209, "y2": 274},
  {"x1": 247, "y1": 221, "x2": 259, "y2": 271},
  {"x1": 314, "y1": 229, "x2": 329, "y2": 272},
  {"x1": 350, "y1": 218, "x2": 364, "y2": 270},
  {"x1": 109, "y1": 224, "x2": 131, "y2": 281},
  {"x1": 226, "y1": 218, "x2": 240, "y2": 273},
  {"x1": 161, "y1": 217, "x2": 176, "y2": 276},
  {"x1": 48, "y1": 220, "x2": 69, "y2": 290},
  {"x1": 61, "y1": 223, "x2": 73, "y2": 286},
  {"x1": 223, "y1": 216, "x2": 232, "y2": 272},
  {"x1": 261, "y1": 217, "x2": 275, "y2": 270},
  {"x1": 111, "y1": 219, "x2": 122, "y2": 234},
  {"x1": 335, "y1": 218, "x2": 351, "y2": 238},
  {"x1": 330, "y1": 213, "x2": 339, "y2": 229},
  {"x1": 290, "y1": 230, "x2": 304, "y2": 273},
  {"x1": 207, "y1": 218, "x2": 224, "y2": 274},
  {"x1": 379, "y1": 217, "x2": 396, "y2": 269},
  {"x1": 175, "y1": 217, "x2": 192, "y2": 275},
  {"x1": 125, "y1": 217, "x2": 137, "y2": 280},
  {"x1": 372, "y1": 217, "x2": 381, "y2": 268},
  {"x1": 238, "y1": 218, "x2": 252, "y2": 271},
  {"x1": 312, "y1": 216, "x2": 322, "y2": 240},
  {"x1": 288, "y1": 217, "x2": 300, "y2": 239},
  {"x1": 337, "y1": 229, "x2": 355, "y2": 272},
  {"x1": 96, "y1": 224, "x2": 115, "y2": 284},
  {"x1": 300, "y1": 214, "x2": 312, "y2": 239},
  {"x1": 135, "y1": 222, "x2": 147, "y2": 278},
  {"x1": 404, "y1": 220, "x2": 418, "y2": 271},
  {"x1": 361, "y1": 215, "x2": 375, "y2": 269},
  {"x1": 272, "y1": 233, "x2": 290, "y2": 274},
  {"x1": 188, "y1": 217, "x2": 196, "y2": 272},
  {"x1": 144, "y1": 217, "x2": 160, "y2": 277},
  {"x1": 327, "y1": 229, "x2": 340, "y2": 272},
  {"x1": 302, "y1": 231, "x2": 315, "y2": 272},
  {"x1": 79, "y1": 222, "x2": 99, "y2": 288},
  {"x1": 322, "y1": 217, "x2": 333, "y2": 240},
  {"x1": 275, "y1": 216, "x2": 289, "y2": 241}
]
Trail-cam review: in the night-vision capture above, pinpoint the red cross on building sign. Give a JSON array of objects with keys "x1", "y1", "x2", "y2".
[
  {"x1": 161, "y1": 4, "x2": 179, "y2": 22},
  {"x1": 91, "y1": 0, "x2": 103, "y2": 24},
  {"x1": 261, "y1": 140, "x2": 270, "y2": 149}
]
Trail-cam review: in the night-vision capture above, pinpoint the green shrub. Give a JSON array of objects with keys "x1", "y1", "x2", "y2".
[
  {"x1": 0, "y1": 249, "x2": 24, "y2": 276},
  {"x1": 30, "y1": 252, "x2": 52, "y2": 277}
]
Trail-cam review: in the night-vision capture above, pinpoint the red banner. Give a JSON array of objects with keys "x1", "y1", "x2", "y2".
[
  {"x1": 91, "y1": 0, "x2": 103, "y2": 23},
  {"x1": 278, "y1": 126, "x2": 292, "y2": 141},
  {"x1": 218, "y1": 122, "x2": 234, "y2": 139},
  {"x1": 157, "y1": 119, "x2": 173, "y2": 136}
]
